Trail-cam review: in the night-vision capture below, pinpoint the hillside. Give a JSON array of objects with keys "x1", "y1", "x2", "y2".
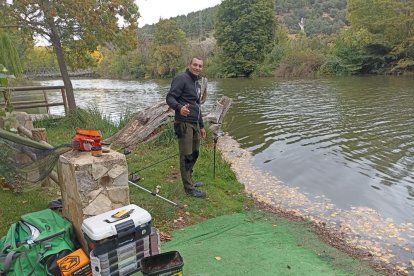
[{"x1": 139, "y1": 0, "x2": 347, "y2": 38}]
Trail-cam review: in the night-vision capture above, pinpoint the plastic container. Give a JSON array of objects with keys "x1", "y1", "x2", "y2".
[
  {"x1": 81, "y1": 204, "x2": 152, "y2": 255},
  {"x1": 89, "y1": 240, "x2": 149, "y2": 276},
  {"x1": 140, "y1": 251, "x2": 184, "y2": 276},
  {"x1": 57, "y1": 248, "x2": 92, "y2": 276}
]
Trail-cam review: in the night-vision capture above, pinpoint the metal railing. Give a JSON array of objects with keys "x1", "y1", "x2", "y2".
[{"x1": 1, "y1": 85, "x2": 68, "y2": 115}]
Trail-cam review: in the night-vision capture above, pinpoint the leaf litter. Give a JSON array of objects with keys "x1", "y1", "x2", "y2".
[{"x1": 218, "y1": 135, "x2": 414, "y2": 275}]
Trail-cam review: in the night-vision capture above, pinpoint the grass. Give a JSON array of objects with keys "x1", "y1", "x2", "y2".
[{"x1": 0, "y1": 108, "x2": 252, "y2": 235}]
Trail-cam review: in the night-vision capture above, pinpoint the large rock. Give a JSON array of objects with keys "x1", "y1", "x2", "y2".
[
  {"x1": 0, "y1": 111, "x2": 33, "y2": 130},
  {"x1": 58, "y1": 149, "x2": 130, "y2": 251}
]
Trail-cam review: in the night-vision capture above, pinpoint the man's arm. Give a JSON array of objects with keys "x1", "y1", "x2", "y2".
[{"x1": 166, "y1": 76, "x2": 183, "y2": 112}]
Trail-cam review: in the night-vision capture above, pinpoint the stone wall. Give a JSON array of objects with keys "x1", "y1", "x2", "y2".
[
  {"x1": 0, "y1": 111, "x2": 33, "y2": 130},
  {"x1": 58, "y1": 149, "x2": 129, "y2": 250}
]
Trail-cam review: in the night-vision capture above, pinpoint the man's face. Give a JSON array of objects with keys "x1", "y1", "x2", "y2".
[{"x1": 188, "y1": 58, "x2": 203, "y2": 76}]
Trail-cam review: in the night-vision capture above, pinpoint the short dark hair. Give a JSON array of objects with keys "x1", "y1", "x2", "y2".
[{"x1": 189, "y1": 56, "x2": 203, "y2": 65}]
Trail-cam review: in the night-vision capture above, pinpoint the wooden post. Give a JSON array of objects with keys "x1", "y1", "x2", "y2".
[
  {"x1": 61, "y1": 87, "x2": 68, "y2": 115},
  {"x1": 32, "y1": 127, "x2": 48, "y2": 142},
  {"x1": 42, "y1": 89, "x2": 50, "y2": 114}
]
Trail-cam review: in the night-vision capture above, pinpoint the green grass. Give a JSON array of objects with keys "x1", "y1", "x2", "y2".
[{"x1": 0, "y1": 108, "x2": 252, "y2": 235}]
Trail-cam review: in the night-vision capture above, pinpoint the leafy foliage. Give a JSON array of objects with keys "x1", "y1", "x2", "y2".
[
  {"x1": 0, "y1": 32, "x2": 22, "y2": 76},
  {"x1": 215, "y1": 0, "x2": 276, "y2": 77},
  {"x1": 148, "y1": 20, "x2": 188, "y2": 78},
  {"x1": 346, "y1": 0, "x2": 414, "y2": 74},
  {"x1": 23, "y1": 47, "x2": 59, "y2": 76},
  {"x1": 276, "y1": 0, "x2": 347, "y2": 36},
  {"x1": 97, "y1": 47, "x2": 146, "y2": 79}
]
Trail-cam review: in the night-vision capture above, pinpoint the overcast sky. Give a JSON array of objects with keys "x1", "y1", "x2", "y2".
[{"x1": 135, "y1": 0, "x2": 222, "y2": 27}]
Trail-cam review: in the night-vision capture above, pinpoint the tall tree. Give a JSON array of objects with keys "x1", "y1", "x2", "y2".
[
  {"x1": 149, "y1": 19, "x2": 188, "y2": 78},
  {"x1": 1, "y1": 0, "x2": 139, "y2": 111},
  {"x1": 215, "y1": 0, "x2": 276, "y2": 77}
]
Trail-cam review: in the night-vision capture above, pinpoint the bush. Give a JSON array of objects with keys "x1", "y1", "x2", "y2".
[{"x1": 275, "y1": 50, "x2": 325, "y2": 78}]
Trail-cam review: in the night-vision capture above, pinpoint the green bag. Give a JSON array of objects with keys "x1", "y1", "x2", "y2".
[{"x1": 0, "y1": 209, "x2": 76, "y2": 276}]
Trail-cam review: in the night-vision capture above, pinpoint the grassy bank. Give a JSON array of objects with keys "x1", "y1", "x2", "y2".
[
  {"x1": 0, "y1": 109, "x2": 383, "y2": 275},
  {"x1": 0, "y1": 108, "x2": 251, "y2": 235}
]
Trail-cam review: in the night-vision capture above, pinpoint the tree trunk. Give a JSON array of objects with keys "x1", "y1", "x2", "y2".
[
  {"x1": 47, "y1": 15, "x2": 76, "y2": 112},
  {"x1": 103, "y1": 101, "x2": 174, "y2": 149},
  {"x1": 51, "y1": 33, "x2": 76, "y2": 111},
  {"x1": 105, "y1": 96, "x2": 233, "y2": 150}
]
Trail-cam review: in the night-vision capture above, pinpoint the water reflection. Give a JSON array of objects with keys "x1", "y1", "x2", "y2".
[{"x1": 218, "y1": 76, "x2": 414, "y2": 223}]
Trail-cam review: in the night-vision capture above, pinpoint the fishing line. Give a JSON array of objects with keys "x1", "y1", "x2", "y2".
[{"x1": 127, "y1": 140, "x2": 211, "y2": 177}]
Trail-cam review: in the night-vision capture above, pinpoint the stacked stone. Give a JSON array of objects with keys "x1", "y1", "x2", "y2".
[{"x1": 58, "y1": 150, "x2": 129, "y2": 250}]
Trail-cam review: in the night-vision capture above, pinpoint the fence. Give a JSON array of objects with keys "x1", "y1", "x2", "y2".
[{"x1": 1, "y1": 85, "x2": 68, "y2": 115}]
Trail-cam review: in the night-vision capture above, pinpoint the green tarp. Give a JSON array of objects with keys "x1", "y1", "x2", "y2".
[{"x1": 161, "y1": 212, "x2": 379, "y2": 276}]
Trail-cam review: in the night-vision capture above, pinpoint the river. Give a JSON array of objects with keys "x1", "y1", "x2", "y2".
[{"x1": 39, "y1": 77, "x2": 414, "y2": 226}]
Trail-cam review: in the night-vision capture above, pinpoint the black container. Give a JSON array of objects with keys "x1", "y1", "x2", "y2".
[{"x1": 140, "y1": 251, "x2": 184, "y2": 276}]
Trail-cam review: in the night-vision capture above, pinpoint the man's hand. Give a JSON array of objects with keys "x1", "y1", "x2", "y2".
[
  {"x1": 180, "y1": 104, "x2": 190, "y2": 117},
  {"x1": 200, "y1": 128, "x2": 206, "y2": 139}
]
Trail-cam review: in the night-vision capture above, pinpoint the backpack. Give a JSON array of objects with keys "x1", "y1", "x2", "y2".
[{"x1": 0, "y1": 209, "x2": 76, "y2": 276}]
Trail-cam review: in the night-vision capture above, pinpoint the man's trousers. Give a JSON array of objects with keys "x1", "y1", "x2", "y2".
[{"x1": 174, "y1": 121, "x2": 200, "y2": 192}]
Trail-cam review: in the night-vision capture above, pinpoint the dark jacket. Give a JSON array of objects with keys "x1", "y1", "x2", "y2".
[{"x1": 166, "y1": 69, "x2": 204, "y2": 128}]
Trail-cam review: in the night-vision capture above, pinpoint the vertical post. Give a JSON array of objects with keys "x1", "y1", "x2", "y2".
[
  {"x1": 43, "y1": 89, "x2": 50, "y2": 114},
  {"x1": 213, "y1": 135, "x2": 218, "y2": 178},
  {"x1": 61, "y1": 87, "x2": 68, "y2": 115}
]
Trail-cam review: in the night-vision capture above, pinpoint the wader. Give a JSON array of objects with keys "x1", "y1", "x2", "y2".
[{"x1": 174, "y1": 121, "x2": 200, "y2": 192}]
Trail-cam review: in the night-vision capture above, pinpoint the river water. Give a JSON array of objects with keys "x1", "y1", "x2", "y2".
[{"x1": 39, "y1": 77, "x2": 414, "y2": 226}]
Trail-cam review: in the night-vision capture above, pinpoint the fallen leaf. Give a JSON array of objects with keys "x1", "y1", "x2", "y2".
[{"x1": 160, "y1": 231, "x2": 171, "y2": 241}]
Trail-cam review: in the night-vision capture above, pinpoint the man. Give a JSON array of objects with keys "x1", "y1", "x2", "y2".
[{"x1": 166, "y1": 57, "x2": 207, "y2": 198}]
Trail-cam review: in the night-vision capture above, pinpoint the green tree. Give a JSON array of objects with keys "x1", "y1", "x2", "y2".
[
  {"x1": 23, "y1": 46, "x2": 60, "y2": 75},
  {"x1": 0, "y1": 31, "x2": 22, "y2": 76},
  {"x1": 1, "y1": 0, "x2": 139, "y2": 111},
  {"x1": 347, "y1": 0, "x2": 414, "y2": 73},
  {"x1": 215, "y1": 0, "x2": 276, "y2": 77},
  {"x1": 149, "y1": 20, "x2": 188, "y2": 78}
]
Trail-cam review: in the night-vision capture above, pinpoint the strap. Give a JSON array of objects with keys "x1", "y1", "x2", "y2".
[
  {"x1": 2, "y1": 251, "x2": 24, "y2": 274},
  {"x1": 0, "y1": 243, "x2": 11, "y2": 254}
]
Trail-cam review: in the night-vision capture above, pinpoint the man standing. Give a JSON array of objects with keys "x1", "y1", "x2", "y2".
[{"x1": 166, "y1": 57, "x2": 207, "y2": 198}]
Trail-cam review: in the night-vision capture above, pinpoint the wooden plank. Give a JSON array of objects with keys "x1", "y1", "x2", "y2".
[
  {"x1": 11, "y1": 102, "x2": 65, "y2": 109},
  {"x1": 0, "y1": 86, "x2": 65, "y2": 92}
]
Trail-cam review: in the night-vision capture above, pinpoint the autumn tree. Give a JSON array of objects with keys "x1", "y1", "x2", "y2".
[
  {"x1": 215, "y1": 0, "x2": 276, "y2": 77},
  {"x1": 1, "y1": 0, "x2": 139, "y2": 111},
  {"x1": 149, "y1": 19, "x2": 188, "y2": 78}
]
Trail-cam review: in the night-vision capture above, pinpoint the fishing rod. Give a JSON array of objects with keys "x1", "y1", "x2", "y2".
[{"x1": 128, "y1": 180, "x2": 184, "y2": 209}]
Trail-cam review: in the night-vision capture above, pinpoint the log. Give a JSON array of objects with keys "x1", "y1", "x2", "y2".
[
  {"x1": 205, "y1": 96, "x2": 233, "y2": 128},
  {"x1": 32, "y1": 128, "x2": 48, "y2": 142},
  {"x1": 103, "y1": 101, "x2": 174, "y2": 149},
  {"x1": 105, "y1": 96, "x2": 233, "y2": 150}
]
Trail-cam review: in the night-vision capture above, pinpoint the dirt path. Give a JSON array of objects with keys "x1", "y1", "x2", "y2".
[{"x1": 217, "y1": 134, "x2": 414, "y2": 275}]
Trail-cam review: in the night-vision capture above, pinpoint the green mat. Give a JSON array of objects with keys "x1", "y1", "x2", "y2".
[{"x1": 160, "y1": 212, "x2": 380, "y2": 276}]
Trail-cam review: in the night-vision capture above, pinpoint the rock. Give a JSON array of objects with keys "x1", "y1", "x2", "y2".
[{"x1": 83, "y1": 194, "x2": 112, "y2": 216}]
